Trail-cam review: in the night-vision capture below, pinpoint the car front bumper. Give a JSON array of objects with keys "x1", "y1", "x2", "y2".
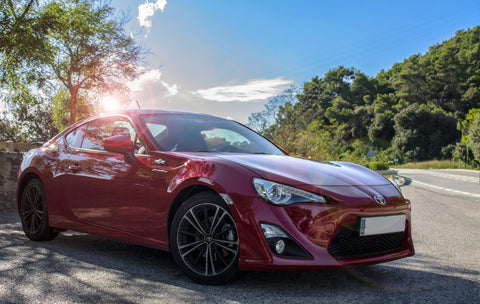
[{"x1": 229, "y1": 196, "x2": 414, "y2": 271}]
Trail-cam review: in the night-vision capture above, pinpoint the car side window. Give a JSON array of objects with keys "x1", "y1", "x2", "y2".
[
  {"x1": 65, "y1": 116, "x2": 148, "y2": 154},
  {"x1": 145, "y1": 122, "x2": 171, "y2": 151},
  {"x1": 81, "y1": 121, "x2": 106, "y2": 150},
  {"x1": 82, "y1": 118, "x2": 135, "y2": 151}
]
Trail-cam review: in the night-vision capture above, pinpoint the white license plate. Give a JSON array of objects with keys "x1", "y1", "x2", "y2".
[{"x1": 359, "y1": 215, "x2": 406, "y2": 236}]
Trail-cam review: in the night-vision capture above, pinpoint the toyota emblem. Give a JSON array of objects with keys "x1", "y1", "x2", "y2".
[{"x1": 373, "y1": 194, "x2": 386, "y2": 205}]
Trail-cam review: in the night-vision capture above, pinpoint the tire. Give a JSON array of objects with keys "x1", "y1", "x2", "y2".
[
  {"x1": 170, "y1": 192, "x2": 240, "y2": 285},
  {"x1": 20, "y1": 179, "x2": 59, "y2": 241}
]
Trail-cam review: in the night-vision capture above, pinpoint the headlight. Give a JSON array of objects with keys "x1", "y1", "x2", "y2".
[
  {"x1": 253, "y1": 178, "x2": 327, "y2": 205},
  {"x1": 388, "y1": 178, "x2": 402, "y2": 194}
]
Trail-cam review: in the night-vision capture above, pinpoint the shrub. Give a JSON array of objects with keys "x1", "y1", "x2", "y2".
[{"x1": 366, "y1": 162, "x2": 389, "y2": 170}]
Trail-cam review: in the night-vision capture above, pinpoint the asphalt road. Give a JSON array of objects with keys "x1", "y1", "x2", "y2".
[{"x1": 0, "y1": 169, "x2": 479, "y2": 303}]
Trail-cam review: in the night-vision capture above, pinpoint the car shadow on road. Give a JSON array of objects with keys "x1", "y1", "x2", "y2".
[{"x1": 1, "y1": 212, "x2": 478, "y2": 303}]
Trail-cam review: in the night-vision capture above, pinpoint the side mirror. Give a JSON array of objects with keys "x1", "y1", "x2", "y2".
[{"x1": 103, "y1": 135, "x2": 136, "y2": 163}]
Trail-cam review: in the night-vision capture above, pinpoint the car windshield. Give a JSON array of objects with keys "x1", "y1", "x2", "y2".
[{"x1": 141, "y1": 114, "x2": 285, "y2": 155}]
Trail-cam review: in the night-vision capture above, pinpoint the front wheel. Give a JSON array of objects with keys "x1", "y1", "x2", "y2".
[
  {"x1": 20, "y1": 179, "x2": 59, "y2": 241},
  {"x1": 170, "y1": 192, "x2": 240, "y2": 285}
]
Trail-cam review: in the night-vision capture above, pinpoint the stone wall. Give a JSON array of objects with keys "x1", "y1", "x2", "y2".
[
  {"x1": 0, "y1": 152, "x2": 23, "y2": 210},
  {"x1": 0, "y1": 141, "x2": 37, "y2": 152}
]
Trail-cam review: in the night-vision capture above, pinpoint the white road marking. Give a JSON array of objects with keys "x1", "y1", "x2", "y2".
[
  {"x1": 413, "y1": 171, "x2": 479, "y2": 184},
  {"x1": 412, "y1": 180, "x2": 480, "y2": 199}
]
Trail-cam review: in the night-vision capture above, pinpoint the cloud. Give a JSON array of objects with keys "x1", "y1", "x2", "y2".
[
  {"x1": 193, "y1": 78, "x2": 293, "y2": 102},
  {"x1": 137, "y1": 0, "x2": 167, "y2": 36},
  {"x1": 160, "y1": 80, "x2": 178, "y2": 96},
  {"x1": 128, "y1": 69, "x2": 178, "y2": 97}
]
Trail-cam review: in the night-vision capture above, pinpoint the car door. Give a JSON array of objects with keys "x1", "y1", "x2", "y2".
[{"x1": 64, "y1": 116, "x2": 151, "y2": 236}]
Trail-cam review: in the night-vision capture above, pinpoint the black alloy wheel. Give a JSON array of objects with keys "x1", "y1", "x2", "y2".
[
  {"x1": 20, "y1": 179, "x2": 59, "y2": 241},
  {"x1": 170, "y1": 192, "x2": 239, "y2": 285}
]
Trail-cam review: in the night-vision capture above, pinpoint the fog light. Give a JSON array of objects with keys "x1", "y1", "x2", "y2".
[
  {"x1": 259, "y1": 222, "x2": 312, "y2": 259},
  {"x1": 275, "y1": 239, "x2": 285, "y2": 254}
]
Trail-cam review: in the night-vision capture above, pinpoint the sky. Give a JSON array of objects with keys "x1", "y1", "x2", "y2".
[{"x1": 112, "y1": 0, "x2": 480, "y2": 123}]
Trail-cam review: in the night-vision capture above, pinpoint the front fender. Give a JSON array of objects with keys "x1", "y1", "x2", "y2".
[{"x1": 146, "y1": 156, "x2": 259, "y2": 247}]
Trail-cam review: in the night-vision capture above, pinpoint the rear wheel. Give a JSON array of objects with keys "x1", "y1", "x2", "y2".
[
  {"x1": 20, "y1": 179, "x2": 59, "y2": 241},
  {"x1": 170, "y1": 192, "x2": 239, "y2": 285}
]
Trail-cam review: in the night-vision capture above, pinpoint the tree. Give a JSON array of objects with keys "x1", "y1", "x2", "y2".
[
  {"x1": 393, "y1": 105, "x2": 459, "y2": 161},
  {"x1": 41, "y1": 0, "x2": 142, "y2": 123},
  {"x1": 456, "y1": 108, "x2": 480, "y2": 165},
  {"x1": 247, "y1": 85, "x2": 300, "y2": 133},
  {"x1": 0, "y1": 116, "x2": 22, "y2": 142},
  {"x1": 0, "y1": 101, "x2": 57, "y2": 142},
  {"x1": 12, "y1": 102, "x2": 58, "y2": 141},
  {"x1": 469, "y1": 112, "x2": 480, "y2": 162},
  {"x1": 368, "y1": 111, "x2": 395, "y2": 143},
  {"x1": 0, "y1": 0, "x2": 50, "y2": 88},
  {"x1": 391, "y1": 55, "x2": 429, "y2": 105},
  {"x1": 51, "y1": 89, "x2": 94, "y2": 131},
  {"x1": 1, "y1": 0, "x2": 142, "y2": 124},
  {"x1": 295, "y1": 76, "x2": 329, "y2": 126}
]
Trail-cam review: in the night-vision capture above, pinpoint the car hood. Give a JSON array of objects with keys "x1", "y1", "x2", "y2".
[{"x1": 217, "y1": 154, "x2": 389, "y2": 187}]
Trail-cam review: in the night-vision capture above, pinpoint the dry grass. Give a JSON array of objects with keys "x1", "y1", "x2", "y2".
[{"x1": 397, "y1": 160, "x2": 479, "y2": 170}]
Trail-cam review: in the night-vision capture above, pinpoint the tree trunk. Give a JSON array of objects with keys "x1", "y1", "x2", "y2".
[
  {"x1": 70, "y1": 95, "x2": 76, "y2": 123},
  {"x1": 70, "y1": 86, "x2": 79, "y2": 123}
]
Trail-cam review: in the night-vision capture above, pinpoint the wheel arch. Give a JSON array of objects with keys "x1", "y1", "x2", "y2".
[{"x1": 167, "y1": 184, "x2": 221, "y2": 238}]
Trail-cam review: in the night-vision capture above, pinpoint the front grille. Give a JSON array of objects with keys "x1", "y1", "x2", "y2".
[{"x1": 328, "y1": 226, "x2": 406, "y2": 259}]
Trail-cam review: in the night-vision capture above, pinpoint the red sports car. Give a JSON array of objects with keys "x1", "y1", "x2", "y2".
[{"x1": 17, "y1": 109, "x2": 414, "y2": 284}]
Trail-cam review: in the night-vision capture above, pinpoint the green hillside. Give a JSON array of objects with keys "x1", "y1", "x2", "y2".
[{"x1": 250, "y1": 26, "x2": 480, "y2": 167}]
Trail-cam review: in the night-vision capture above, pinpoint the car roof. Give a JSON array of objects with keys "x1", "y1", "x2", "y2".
[
  {"x1": 67, "y1": 109, "x2": 235, "y2": 131},
  {"x1": 68, "y1": 109, "x2": 227, "y2": 126},
  {"x1": 51, "y1": 109, "x2": 235, "y2": 144},
  {"x1": 122, "y1": 109, "x2": 224, "y2": 120}
]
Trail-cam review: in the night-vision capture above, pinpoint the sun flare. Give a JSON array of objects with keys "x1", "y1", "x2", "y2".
[{"x1": 102, "y1": 96, "x2": 120, "y2": 112}]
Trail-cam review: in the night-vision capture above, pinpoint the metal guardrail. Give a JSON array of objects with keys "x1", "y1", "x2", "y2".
[
  {"x1": 375, "y1": 169, "x2": 406, "y2": 185},
  {"x1": 375, "y1": 169, "x2": 398, "y2": 178}
]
